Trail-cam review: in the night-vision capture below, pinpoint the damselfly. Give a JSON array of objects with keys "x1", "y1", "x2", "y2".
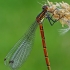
[{"x1": 4, "y1": 1, "x2": 70, "y2": 70}]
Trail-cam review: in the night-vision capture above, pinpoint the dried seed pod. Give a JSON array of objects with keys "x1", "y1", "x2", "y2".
[{"x1": 46, "y1": 0, "x2": 70, "y2": 34}]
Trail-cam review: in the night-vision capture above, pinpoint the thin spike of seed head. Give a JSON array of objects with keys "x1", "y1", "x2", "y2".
[{"x1": 59, "y1": 28, "x2": 70, "y2": 35}]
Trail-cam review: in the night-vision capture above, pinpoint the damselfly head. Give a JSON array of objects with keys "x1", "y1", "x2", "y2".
[{"x1": 42, "y1": 5, "x2": 48, "y2": 10}]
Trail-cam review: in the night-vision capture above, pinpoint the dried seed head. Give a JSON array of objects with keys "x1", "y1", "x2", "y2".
[{"x1": 46, "y1": 0, "x2": 70, "y2": 34}]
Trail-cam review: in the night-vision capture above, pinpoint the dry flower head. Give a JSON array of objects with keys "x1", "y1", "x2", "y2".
[{"x1": 45, "y1": 0, "x2": 70, "y2": 34}]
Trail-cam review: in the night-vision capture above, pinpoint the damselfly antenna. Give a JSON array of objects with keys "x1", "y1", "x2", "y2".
[
  {"x1": 37, "y1": 1, "x2": 43, "y2": 6},
  {"x1": 4, "y1": 1, "x2": 70, "y2": 70}
]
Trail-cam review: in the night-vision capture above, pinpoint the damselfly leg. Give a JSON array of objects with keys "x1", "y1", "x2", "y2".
[{"x1": 46, "y1": 11, "x2": 65, "y2": 26}]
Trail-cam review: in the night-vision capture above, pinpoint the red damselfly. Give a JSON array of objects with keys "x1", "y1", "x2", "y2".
[{"x1": 4, "y1": 1, "x2": 65, "y2": 70}]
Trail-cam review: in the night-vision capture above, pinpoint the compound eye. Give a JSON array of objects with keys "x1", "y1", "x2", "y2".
[
  {"x1": 42, "y1": 6, "x2": 48, "y2": 10},
  {"x1": 42, "y1": 6, "x2": 46, "y2": 9}
]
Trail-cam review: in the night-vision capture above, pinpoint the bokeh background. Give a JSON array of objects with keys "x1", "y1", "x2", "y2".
[{"x1": 0, "y1": 0, "x2": 70, "y2": 70}]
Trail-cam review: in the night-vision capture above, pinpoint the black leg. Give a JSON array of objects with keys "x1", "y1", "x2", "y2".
[
  {"x1": 46, "y1": 12, "x2": 65, "y2": 26},
  {"x1": 46, "y1": 15, "x2": 57, "y2": 26}
]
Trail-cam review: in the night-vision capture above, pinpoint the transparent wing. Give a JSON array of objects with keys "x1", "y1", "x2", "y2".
[{"x1": 4, "y1": 21, "x2": 38, "y2": 70}]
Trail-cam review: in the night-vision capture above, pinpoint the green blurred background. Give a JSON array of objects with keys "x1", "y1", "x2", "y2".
[{"x1": 0, "y1": 0, "x2": 70, "y2": 70}]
